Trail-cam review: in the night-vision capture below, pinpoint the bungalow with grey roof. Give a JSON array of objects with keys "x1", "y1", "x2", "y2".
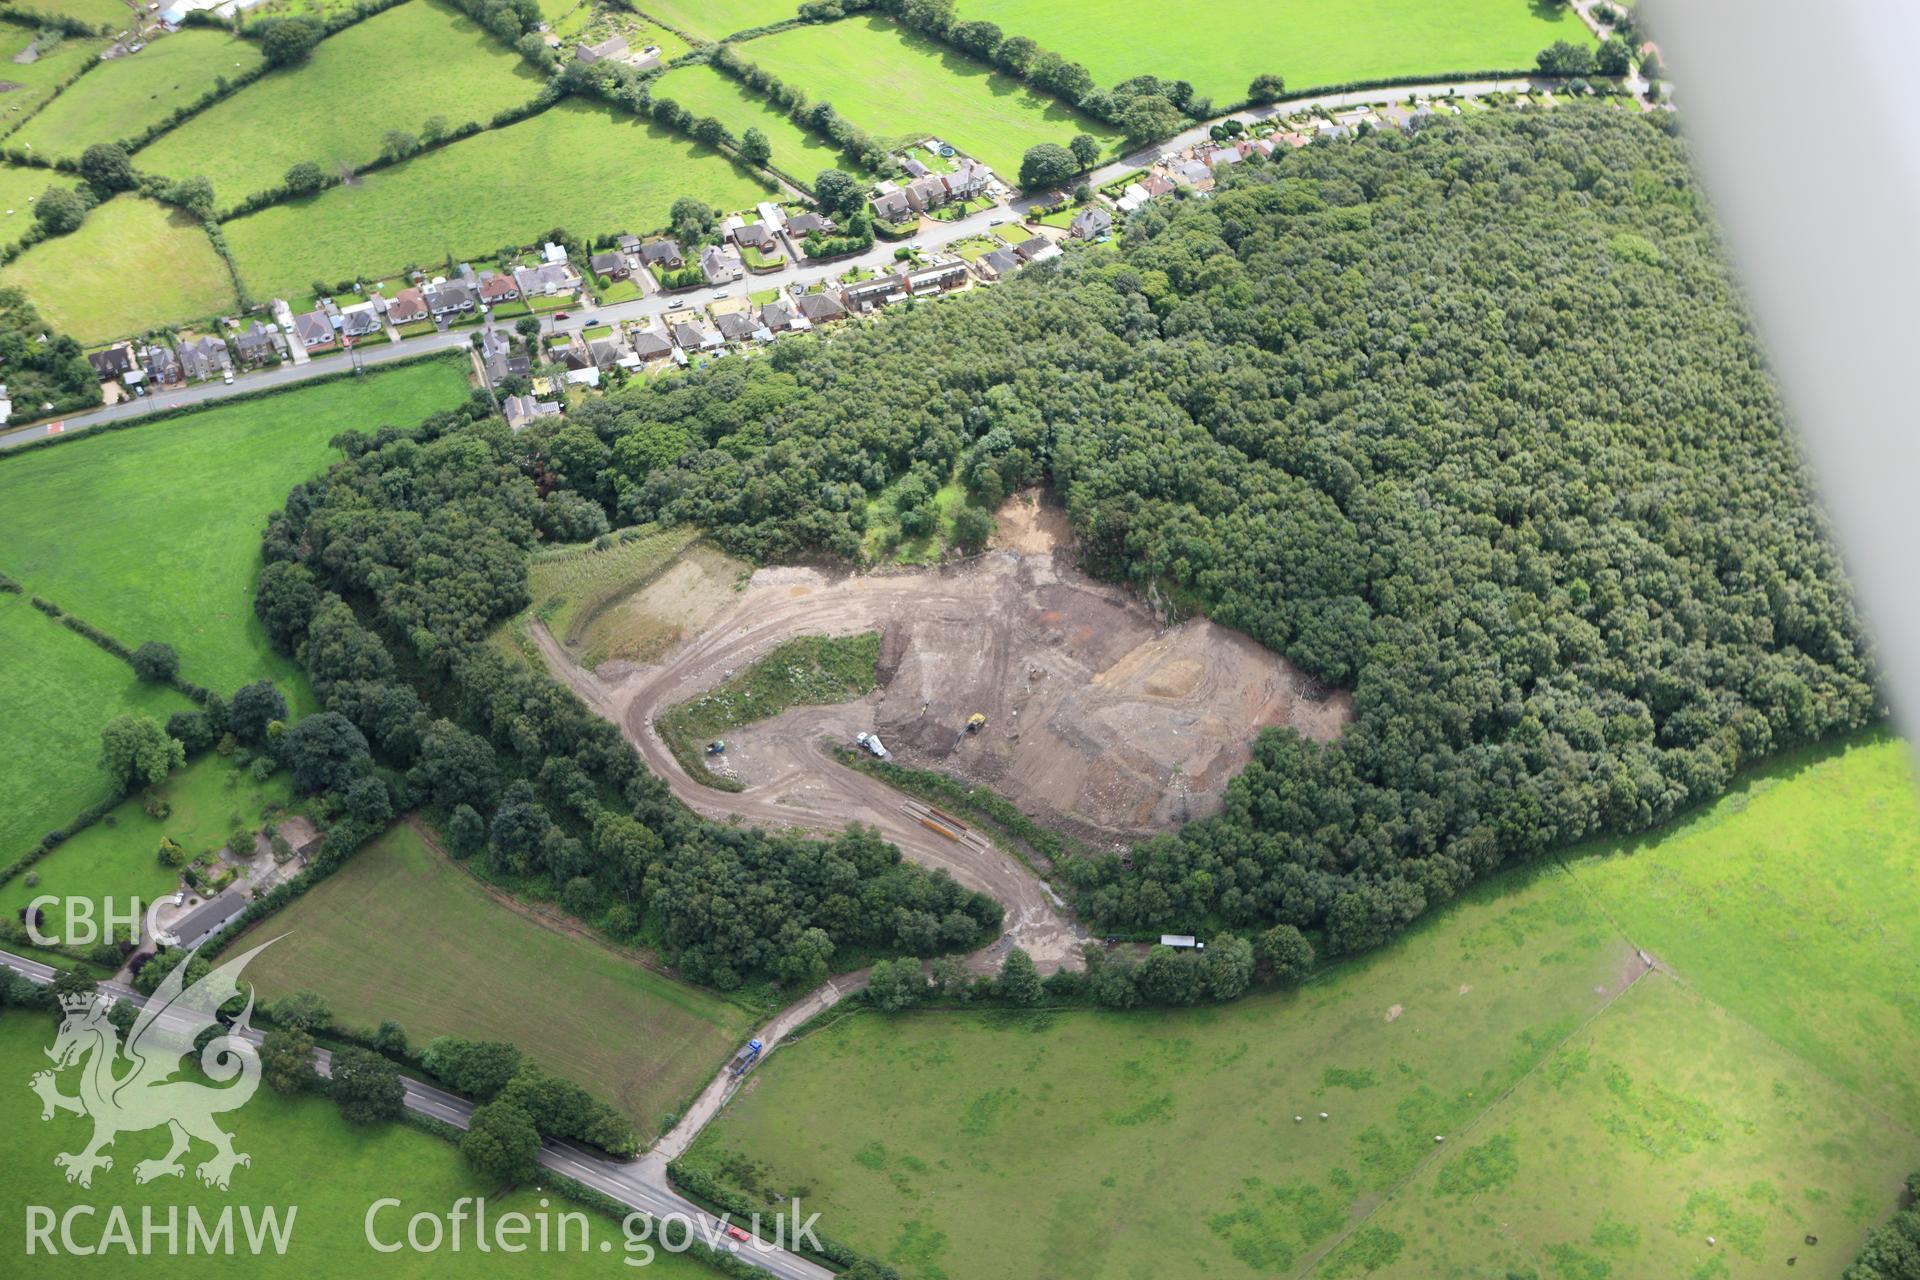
[
  {"x1": 424, "y1": 280, "x2": 475, "y2": 318},
  {"x1": 640, "y1": 239, "x2": 684, "y2": 270},
  {"x1": 588, "y1": 337, "x2": 622, "y2": 369},
  {"x1": 340, "y1": 302, "x2": 383, "y2": 338},
  {"x1": 513, "y1": 262, "x2": 581, "y2": 298},
  {"x1": 729, "y1": 222, "x2": 775, "y2": 252},
  {"x1": 616, "y1": 233, "x2": 642, "y2": 252},
  {"x1": 713, "y1": 310, "x2": 757, "y2": 343},
  {"x1": 590, "y1": 250, "x2": 629, "y2": 280},
  {"x1": 794, "y1": 290, "x2": 844, "y2": 323},
  {"x1": 974, "y1": 246, "x2": 1020, "y2": 280},
  {"x1": 168, "y1": 885, "x2": 251, "y2": 950},
  {"x1": 758, "y1": 299, "x2": 800, "y2": 332},
  {"x1": 629, "y1": 330, "x2": 672, "y2": 361},
  {"x1": 784, "y1": 212, "x2": 834, "y2": 237},
  {"x1": 292, "y1": 308, "x2": 337, "y2": 350}
]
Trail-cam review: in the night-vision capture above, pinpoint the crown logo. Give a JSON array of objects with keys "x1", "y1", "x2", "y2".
[{"x1": 57, "y1": 988, "x2": 100, "y2": 1015}]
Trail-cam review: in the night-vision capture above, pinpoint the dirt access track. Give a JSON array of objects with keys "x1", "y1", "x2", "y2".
[{"x1": 533, "y1": 496, "x2": 1348, "y2": 974}]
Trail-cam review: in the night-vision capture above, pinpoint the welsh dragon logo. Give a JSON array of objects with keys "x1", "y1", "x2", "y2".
[{"x1": 30, "y1": 940, "x2": 276, "y2": 1190}]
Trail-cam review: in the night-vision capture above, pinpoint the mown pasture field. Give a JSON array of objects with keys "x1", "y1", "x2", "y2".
[
  {"x1": 242, "y1": 821, "x2": 756, "y2": 1137},
  {"x1": 0, "y1": 162, "x2": 75, "y2": 249},
  {"x1": 684, "y1": 731, "x2": 1920, "y2": 1279},
  {"x1": 0, "y1": 21, "x2": 101, "y2": 125},
  {"x1": 13, "y1": 27, "x2": 263, "y2": 157},
  {"x1": 0, "y1": 593, "x2": 189, "y2": 870},
  {"x1": 223, "y1": 97, "x2": 775, "y2": 299},
  {"x1": 0, "y1": 1014, "x2": 726, "y2": 1279},
  {"x1": 0, "y1": 358, "x2": 470, "y2": 706},
  {"x1": 640, "y1": 0, "x2": 797, "y2": 41},
  {"x1": 651, "y1": 62, "x2": 870, "y2": 180},
  {"x1": 739, "y1": 16, "x2": 1123, "y2": 180},
  {"x1": 10, "y1": 0, "x2": 131, "y2": 29},
  {"x1": 135, "y1": 0, "x2": 544, "y2": 208},
  {"x1": 951, "y1": 0, "x2": 1595, "y2": 107},
  {"x1": 0, "y1": 753, "x2": 292, "y2": 948},
  {"x1": 0, "y1": 195, "x2": 233, "y2": 342}
]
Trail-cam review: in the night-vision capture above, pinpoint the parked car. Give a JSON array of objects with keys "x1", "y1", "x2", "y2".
[
  {"x1": 553, "y1": 311, "x2": 570, "y2": 320},
  {"x1": 221, "y1": 369, "x2": 234, "y2": 385}
]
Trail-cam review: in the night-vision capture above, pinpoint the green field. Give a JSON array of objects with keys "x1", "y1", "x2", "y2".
[
  {"x1": 13, "y1": 28, "x2": 263, "y2": 157},
  {"x1": 136, "y1": 0, "x2": 544, "y2": 209},
  {"x1": 519, "y1": 524, "x2": 702, "y2": 650},
  {"x1": 0, "y1": 21, "x2": 103, "y2": 127},
  {"x1": 223, "y1": 97, "x2": 775, "y2": 299},
  {"x1": 952, "y1": 0, "x2": 1595, "y2": 107},
  {"x1": 0, "y1": 1013, "x2": 725, "y2": 1278},
  {"x1": 0, "y1": 752, "x2": 292, "y2": 946},
  {"x1": 243, "y1": 821, "x2": 755, "y2": 1137},
  {"x1": 0, "y1": 359, "x2": 470, "y2": 703},
  {"x1": 0, "y1": 195, "x2": 234, "y2": 342},
  {"x1": 7, "y1": 0, "x2": 133, "y2": 30},
  {"x1": 0, "y1": 163, "x2": 75, "y2": 249},
  {"x1": 652, "y1": 62, "x2": 870, "y2": 179},
  {"x1": 741, "y1": 16, "x2": 1123, "y2": 179},
  {"x1": 639, "y1": 0, "x2": 796, "y2": 41},
  {"x1": 685, "y1": 731, "x2": 1920, "y2": 1279},
  {"x1": 0, "y1": 593, "x2": 189, "y2": 869}
]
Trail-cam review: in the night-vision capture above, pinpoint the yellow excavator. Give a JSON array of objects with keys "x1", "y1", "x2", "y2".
[{"x1": 965, "y1": 713, "x2": 987, "y2": 734}]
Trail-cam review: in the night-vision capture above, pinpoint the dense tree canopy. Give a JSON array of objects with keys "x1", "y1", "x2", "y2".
[{"x1": 515, "y1": 107, "x2": 1874, "y2": 953}]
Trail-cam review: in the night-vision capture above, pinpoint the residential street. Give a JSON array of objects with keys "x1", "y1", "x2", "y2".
[
  {"x1": 0, "y1": 75, "x2": 1589, "y2": 452},
  {"x1": 0, "y1": 947, "x2": 833, "y2": 1279}
]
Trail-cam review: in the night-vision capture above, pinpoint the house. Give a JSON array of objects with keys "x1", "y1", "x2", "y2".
[
  {"x1": 87, "y1": 342, "x2": 136, "y2": 382},
  {"x1": 871, "y1": 189, "x2": 914, "y2": 222},
  {"x1": 1069, "y1": 206, "x2": 1113, "y2": 240},
  {"x1": 477, "y1": 272, "x2": 520, "y2": 305},
  {"x1": 784, "y1": 212, "x2": 835, "y2": 238},
  {"x1": 1173, "y1": 159, "x2": 1214, "y2": 189},
  {"x1": 699, "y1": 244, "x2": 743, "y2": 285},
  {"x1": 730, "y1": 221, "x2": 775, "y2": 252},
  {"x1": 1115, "y1": 182, "x2": 1151, "y2": 213},
  {"x1": 588, "y1": 336, "x2": 622, "y2": 370},
  {"x1": 589, "y1": 251, "x2": 630, "y2": 281},
  {"x1": 292, "y1": 308, "x2": 337, "y2": 351},
  {"x1": 387, "y1": 287, "x2": 429, "y2": 325},
  {"x1": 974, "y1": 246, "x2": 1020, "y2": 280},
  {"x1": 564, "y1": 365, "x2": 601, "y2": 388},
  {"x1": 574, "y1": 34, "x2": 627, "y2": 64},
  {"x1": 713, "y1": 310, "x2": 757, "y2": 343},
  {"x1": 758, "y1": 299, "x2": 801, "y2": 332},
  {"x1": 503, "y1": 393, "x2": 561, "y2": 431},
  {"x1": 671, "y1": 320, "x2": 723, "y2": 352},
  {"x1": 640, "y1": 239, "x2": 684, "y2": 271},
  {"x1": 902, "y1": 156, "x2": 931, "y2": 179},
  {"x1": 141, "y1": 343, "x2": 183, "y2": 386},
  {"x1": 424, "y1": 280, "x2": 475, "y2": 319},
  {"x1": 480, "y1": 330, "x2": 528, "y2": 382},
  {"x1": 176, "y1": 335, "x2": 232, "y2": 381},
  {"x1": 629, "y1": 329, "x2": 672, "y2": 361},
  {"x1": 794, "y1": 290, "x2": 845, "y2": 324},
  {"x1": 340, "y1": 302, "x2": 383, "y2": 339},
  {"x1": 905, "y1": 261, "x2": 967, "y2": 295},
  {"x1": 1206, "y1": 145, "x2": 1243, "y2": 170},
  {"x1": 1142, "y1": 174, "x2": 1176, "y2": 198},
  {"x1": 513, "y1": 262, "x2": 581, "y2": 298},
  {"x1": 541, "y1": 241, "x2": 569, "y2": 265},
  {"x1": 842, "y1": 274, "x2": 905, "y2": 311},
  {"x1": 945, "y1": 158, "x2": 991, "y2": 200},
  {"x1": 231, "y1": 320, "x2": 285, "y2": 367},
  {"x1": 168, "y1": 885, "x2": 251, "y2": 950},
  {"x1": 1015, "y1": 235, "x2": 1053, "y2": 261}
]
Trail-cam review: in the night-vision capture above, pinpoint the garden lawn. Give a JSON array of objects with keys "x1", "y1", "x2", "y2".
[
  {"x1": 242, "y1": 821, "x2": 755, "y2": 1138},
  {"x1": 135, "y1": 0, "x2": 545, "y2": 208},
  {"x1": 222, "y1": 97, "x2": 775, "y2": 299},
  {"x1": 0, "y1": 162, "x2": 75, "y2": 250},
  {"x1": 740, "y1": 16, "x2": 1123, "y2": 179},
  {"x1": 0, "y1": 593, "x2": 188, "y2": 868},
  {"x1": 640, "y1": 0, "x2": 795, "y2": 41},
  {"x1": 0, "y1": 753, "x2": 292, "y2": 948},
  {"x1": 0, "y1": 358, "x2": 470, "y2": 704},
  {"x1": 652, "y1": 62, "x2": 869, "y2": 179},
  {"x1": 13, "y1": 27, "x2": 264, "y2": 157},
  {"x1": 0, "y1": 1014, "x2": 725, "y2": 1278},
  {"x1": 0, "y1": 195, "x2": 233, "y2": 342},
  {"x1": 0, "y1": 21, "x2": 101, "y2": 126},
  {"x1": 684, "y1": 729, "x2": 1920, "y2": 1280},
  {"x1": 952, "y1": 0, "x2": 1595, "y2": 107}
]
